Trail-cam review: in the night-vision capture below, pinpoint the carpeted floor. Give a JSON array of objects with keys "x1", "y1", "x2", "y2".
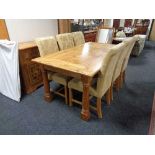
[{"x1": 0, "y1": 41, "x2": 155, "y2": 135}]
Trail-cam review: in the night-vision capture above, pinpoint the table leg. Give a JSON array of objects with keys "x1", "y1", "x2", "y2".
[
  {"x1": 41, "y1": 65, "x2": 53, "y2": 102},
  {"x1": 81, "y1": 75, "x2": 92, "y2": 121}
]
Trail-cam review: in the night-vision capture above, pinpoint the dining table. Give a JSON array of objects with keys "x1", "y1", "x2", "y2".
[{"x1": 32, "y1": 42, "x2": 115, "y2": 121}]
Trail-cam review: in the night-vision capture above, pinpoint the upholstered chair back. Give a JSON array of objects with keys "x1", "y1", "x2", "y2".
[
  {"x1": 138, "y1": 35, "x2": 146, "y2": 51},
  {"x1": 96, "y1": 28, "x2": 114, "y2": 44},
  {"x1": 112, "y1": 42, "x2": 129, "y2": 82},
  {"x1": 56, "y1": 33, "x2": 74, "y2": 50},
  {"x1": 131, "y1": 35, "x2": 146, "y2": 56},
  {"x1": 72, "y1": 31, "x2": 85, "y2": 46},
  {"x1": 35, "y1": 36, "x2": 59, "y2": 56},
  {"x1": 96, "y1": 43, "x2": 125, "y2": 98},
  {"x1": 116, "y1": 30, "x2": 126, "y2": 38},
  {"x1": 122, "y1": 36, "x2": 138, "y2": 71}
]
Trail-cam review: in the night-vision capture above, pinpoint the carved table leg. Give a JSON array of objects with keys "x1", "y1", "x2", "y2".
[
  {"x1": 41, "y1": 65, "x2": 53, "y2": 102},
  {"x1": 81, "y1": 75, "x2": 92, "y2": 121}
]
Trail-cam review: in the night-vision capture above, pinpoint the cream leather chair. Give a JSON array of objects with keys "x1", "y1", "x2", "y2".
[
  {"x1": 35, "y1": 36, "x2": 69, "y2": 104},
  {"x1": 116, "y1": 30, "x2": 126, "y2": 38},
  {"x1": 35, "y1": 36, "x2": 59, "y2": 56},
  {"x1": 120, "y1": 36, "x2": 138, "y2": 85},
  {"x1": 56, "y1": 33, "x2": 75, "y2": 50},
  {"x1": 112, "y1": 41, "x2": 129, "y2": 91},
  {"x1": 96, "y1": 28, "x2": 114, "y2": 44},
  {"x1": 68, "y1": 43, "x2": 124, "y2": 118},
  {"x1": 131, "y1": 35, "x2": 146, "y2": 56},
  {"x1": 72, "y1": 31, "x2": 85, "y2": 46}
]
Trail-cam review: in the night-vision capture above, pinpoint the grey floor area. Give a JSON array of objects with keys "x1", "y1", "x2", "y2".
[{"x1": 0, "y1": 41, "x2": 155, "y2": 135}]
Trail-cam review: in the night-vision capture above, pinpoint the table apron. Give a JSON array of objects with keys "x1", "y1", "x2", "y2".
[{"x1": 43, "y1": 64, "x2": 91, "y2": 79}]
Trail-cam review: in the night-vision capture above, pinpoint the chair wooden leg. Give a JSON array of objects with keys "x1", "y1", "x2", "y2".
[
  {"x1": 96, "y1": 98, "x2": 102, "y2": 118},
  {"x1": 115, "y1": 77, "x2": 120, "y2": 91},
  {"x1": 115, "y1": 79, "x2": 119, "y2": 91},
  {"x1": 105, "y1": 88, "x2": 111, "y2": 105},
  {"x1": 64, "y1": 86, "x2": 68, "y2": 104},
  {"x1": 120, "y1": 72, "x2": 123, "y2": 88},
  {"x1": 69, "y1": 88, "x2": 73, "y2": 106},
  {"x1": 119, "y1": 74, "x2": 123, "y2": 88},
  {"x1": 120, "y1": 71, "x2": 126, "y2": 88},
  {"x1": 110, "y1": 85, "x2": 113, "y2": 101},
  {"x1": 123, "y1": 71, "x2": 126, "y2": 82}
]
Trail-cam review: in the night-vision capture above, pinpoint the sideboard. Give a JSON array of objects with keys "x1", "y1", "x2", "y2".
[
  {"x1": 83, "y1": 30, "x2": 97, "y2": 42},
  {"x1": 19, "y1": 41, "x2": 43, "y2": 94}
]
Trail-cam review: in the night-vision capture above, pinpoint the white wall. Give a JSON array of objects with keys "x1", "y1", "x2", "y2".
[{"x1": 5, "y1": 19, "x2": 58, "y2": 42}]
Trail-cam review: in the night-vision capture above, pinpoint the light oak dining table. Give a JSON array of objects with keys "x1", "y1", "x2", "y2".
[{"x1": 32, "y1": 42, "x2": 115, "y2": 121}]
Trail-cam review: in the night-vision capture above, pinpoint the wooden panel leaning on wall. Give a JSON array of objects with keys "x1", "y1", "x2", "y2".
[
  {"x1": 58, "y1": 19, "x2": 71, "y2": 34},
  {"x1": 0, "y1": 19, "x2": 9, "y2": 39},
  {"x1": 149, "y1": 20, "x2": 155, "y2": 41}
]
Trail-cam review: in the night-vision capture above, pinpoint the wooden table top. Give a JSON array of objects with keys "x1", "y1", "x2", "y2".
[{"x1": 32, "y1": 42, "x2": 115, "y2": 77}]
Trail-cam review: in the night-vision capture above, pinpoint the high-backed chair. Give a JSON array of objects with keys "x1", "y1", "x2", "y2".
[
  {"x1": 35, "y1": 36, "x2": 59, "y2": 56},
  {"x1": 68, "y1": 43, "x2": 125, "y2": 118},
  {"x1": 56, "y1": 33, "x2": 74, "y2": 50},
  {"x1": 116, "y1": 30, "x2": 126, "y2": 38},
  {"x1": 131, "y1": 35, "x2": 146, "y2": 56},
  {"x1": 72, "y1": 31, "x2": 85, "y2": 46},
  {"x1": 120, "y1": 36, "x2": 138, "y2": 85},
  {"x1": 112, "y1": 41, "x2": 129, "y2": 91},
  {"x1": 96, "y1": 28, "x2": 114, "y2": 44},
  {"x1": 35, "y1": 36, "x2": 69, "y2": 104}
]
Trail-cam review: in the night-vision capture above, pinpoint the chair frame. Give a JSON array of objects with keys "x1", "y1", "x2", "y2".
[
  {"x1": 68, "y1": 44, "x2": 124, "y2": 118},
  {"x1": 68, "y1": 72, "x2": 111, "y2": 119},
  {"x1": 35, "y1": 36, "x2": 69, "y2": 104}
]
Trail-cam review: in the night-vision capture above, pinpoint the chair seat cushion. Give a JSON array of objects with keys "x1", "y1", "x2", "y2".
[
  {"x1": 68, "y1": 78, "x2": 97, "y2": 97},
  {"x1": 52, "y1": 73, "x2": 69, "y2": 86},
  {"x1": 48, "y1": 72, "x2": 54, "y2": 81}
]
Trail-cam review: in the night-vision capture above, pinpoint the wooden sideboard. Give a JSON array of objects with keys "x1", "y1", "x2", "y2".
[
  {"x1": 134, "y1": 26, "x2": 148, "y2": 35},
  {"x1": 84, "y1": 30, "x2": 97, "y2": 42},
  {"x1": 19, "y1": 41, "x2": 43, "y2": 94}
]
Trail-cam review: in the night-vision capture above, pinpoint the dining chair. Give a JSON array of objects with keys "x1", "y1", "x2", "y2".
[
  {"x1": 35, "y1": 36, "x2": 59, "y2": 56},
  {"x1": 68, "y1": 43, "x2": 124, "y2": 118},
  {"x1": 35, "y1": 36, "x2": 69, "y2": 104},
  {"x1": 72, "y1": 31, "x2": 85, "y2": 46},
  {"x1": 120, "y1": 36, "x2": 138, "y2": 86},
  {"x1": 131, "y1": 35, "x2": 146, "y2": 56},
  {"x1": 56, "y1": 33, "x2": 75, "y2": 50},
  {"x1": 96, "y1": 28, "x2": 114, "y2": 44},
  {"x1": 116, "y1": 30, "x2": 126, "y2": 38},
  {"x1": 112, "y1": 41, "x2": 129, "y2": 92}
]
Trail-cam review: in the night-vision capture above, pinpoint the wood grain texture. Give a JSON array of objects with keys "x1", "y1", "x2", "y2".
[
  {"x1": 19, "y1": 41, "x2": 37, "y2": 50},
  {"x1": 84, "y1": 31, "x2": 97, "y2": 42},
  {"x1": 19, "y1": 41, "x2": 43, "y2": 94},
  {"x1": 33, "y1": 42, "x2": 115, "y2": 77},
  {"x1": 80, "y1": 75, "x2": 92, "y2": 120},
  {"x1": 58, "y1": 19, "x2": 71, "y2": 34},
  {"x1": 32, "y1": 42, "x2": 115, "y2": 121},
  {"x1": 40, "y1": 65, "x2": 52, "y2": 102}
]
